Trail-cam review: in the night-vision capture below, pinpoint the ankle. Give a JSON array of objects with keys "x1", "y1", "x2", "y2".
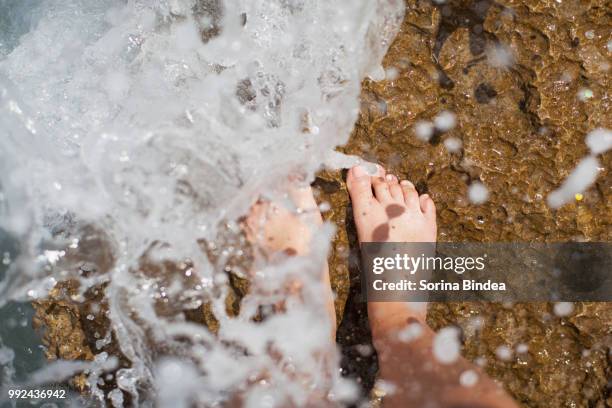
[{"x1": 368, "y1": 302, "x2": 427, "y2": 337}]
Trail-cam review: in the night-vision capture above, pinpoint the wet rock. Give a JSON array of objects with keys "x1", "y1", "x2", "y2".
[
  {"x1": 474, "y1": 82, "x2": 498, "y2": 103},
  {"x1": 323, "y1": 0, "x2": 611, "y2": 406},
  {"x1": 33, "y1": 0, "x2": 610, "y2": 406}
]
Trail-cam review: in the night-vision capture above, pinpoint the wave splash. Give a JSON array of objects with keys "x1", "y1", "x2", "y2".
[{"x1": 0, "y1": 0, "x2": 403, "y2": 405}]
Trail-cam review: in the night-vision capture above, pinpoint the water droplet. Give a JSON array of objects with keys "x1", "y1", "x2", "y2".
[
  {"x1": 434, "y1": 110, "x2": 456, "y2": 131},
  {"x1": 495, "y1": 345, "x2": 513, "y2": 361},
  {"x1": 577, "y1": 88, "x2": 594, "y2": 101},
  {"x1": 516, "y1": 343, "x2": 528, "y2": 353},
  {"x1": 414, "y1": 120, "x2": 434, "y2": 141},
  {"x1": 2, "y1": 252, "x2": 11, "y2": 265},
  {"x1": 468, "y1": 182, "x2": 489, "y2": 204},
  {"x1": 553, "y1": 302, "x2": 574, "y2": 317},
  {"x1": 433, "y1": 327, "x2": 461, "y2": 364},
  {"x1": 459, "y1": 369, "x2": 479, "y2": 387},
  {"x1": 444, "y1": 137, "x2": 462, "y2": 153}
]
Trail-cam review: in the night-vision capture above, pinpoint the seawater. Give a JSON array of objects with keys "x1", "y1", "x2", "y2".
[{"x1": 0, "y1": 0, "x2": 403, "y2": 406}]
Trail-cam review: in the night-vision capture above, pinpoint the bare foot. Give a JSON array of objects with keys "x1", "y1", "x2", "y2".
[
  {"x1": 346, "y1": 164, "x2": 436, "y2": 244},
  {"x1": 346, "y1": 164, "x2": 519, "y2": 408},
  {"x1": 346, "y1": 164, "x2": 436, "y2": 334},
  {"x1": 245, "y1": 184, "x2": 336, "y2": 334}
]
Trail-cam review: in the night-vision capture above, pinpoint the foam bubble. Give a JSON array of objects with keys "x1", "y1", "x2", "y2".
[
  {"x1": 486, "y1": 44, "x2": 515, "y2": 68},
  {"x1": 495, "y1": 345, "x2": 513, "y2": 361},
  {"x1": 516, "y1": 343, "x2": 528, "y2": 354},
  {"x1": 385, "y1": 67, "x2": 399, "y2": 81},
  {"x1": 434, "y1": 110, "x2": 456, "y2": 131},
  {"x1": 433, "y1": 326, "x2": 461, "y2": 364},
  {"x1": 373, "y1": 379, "x2": 397, "y2": 397},
  {"x1": 585, "y1": 128, "x2": 612, "y2": 155},
  {"x1": 468, "y1": 182, "x2": 489, "y2": 204},
  {"x1": 444, "y1": 137, "x2": 462, "y2": 153},
  {"x1": 0, "y1": 347, "x2": 15, "y2": 365},
  {"x1": 547, "y1": 156, "x2": 600, "y2": 208},
  {"x1": 459, "y1": 369, "x2": 478, "y2": 387},
  {"x1": 553, "y1": 302, "x2": 574, "y2": 317},
  {"x1": 330, "y1": 378, "x2": 360, "y2": 403},
  {"x1": 0, "y1": 0, "x2": 405, "y2": 403},
  {"x1": 577, "y1": 88, "x2": 594, "y2": 101},
  {"x1": 397, "y1": 322, "x2": 423, "y2": 343},
  {"x1": 415, "y1": 120, "x2": 434, "y2": 141}
]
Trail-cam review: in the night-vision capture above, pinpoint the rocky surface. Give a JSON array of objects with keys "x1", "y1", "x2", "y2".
[
  {"x1": 324, "y1": 0, "x2": 611, "y2": 406},
  {"x1": 33, "y1": 0, "x2": 611, "y2": 406}
]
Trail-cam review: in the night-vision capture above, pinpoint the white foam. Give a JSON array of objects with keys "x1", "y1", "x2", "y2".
[
  {"x1": 553, "y1": 302, "x2": 574, "y2": 317},
  {"x1": 516, "y1": 343, "x2": 528, "y2": 353},
  {"x1": 486, "y1": 44, "x2": 515, "y2": 68},
  {"x1": 0, "y1": 347, "x2": 15, "y2": 365},
  {"x1": 397, "y1": 322, "x2": 423, "y2": 343},
  {"x1": 434, "y1": 110, "x2": 456, "y2": 131},
  {"x1": 0, "y1": 0, "x2": 405, "y2": 403},
  {"x1": 495, "y1": 345, "x2": 513, "y2": 361},
  {"x1": 433, "y1": 326, "x2": 461, "y2": 364},
  {"x1": 459, "y1": 369, "x2": 478, "y2": 387},
  {"x1": 385, "y1": 67, "x2": 399, "y2": 80},
  {"x1": 577, "y1": 88, "x2": 594, "y2": 101},
  {"x1": 330, "y1": 377, "x2": 360, "y2": 403},
  {"x1": 415, "y1": 120, "x2": 434, "y2": 141},
  {"x1": 547, "y1": 156, "x2": 600, "y2": 208},
  {"x1": 374, "y1": 379, "x2": 397, "y2": 396},
  {"x1": 443, "y1": 137, "x2": 462, "y2": 153},
  {"x1": 468, "y1": 182, "x2": 489, "y2": 204},
  {"x1": 585, "y1": 128, "x2": 612, "y2": 155}
]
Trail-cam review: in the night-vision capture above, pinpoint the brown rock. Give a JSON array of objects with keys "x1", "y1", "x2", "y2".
[{"x1": 324, "y1": 0, "x2": 611, "y2": 406}]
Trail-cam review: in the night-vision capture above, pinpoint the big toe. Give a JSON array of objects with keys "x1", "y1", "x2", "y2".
[{"x1": 347, "y1": 165, "x2": 375, "y2": 208}]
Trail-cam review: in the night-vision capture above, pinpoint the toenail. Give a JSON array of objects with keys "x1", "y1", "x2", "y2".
[
  {"x1": 353, "y1": 165, "x2": 368, "y2": 177},
  {"x1": 385, "y1": 174, "x2": 394, "y2": 181},
  {"x1": 400, "y1": 180, "x2": 412, "y2": 187}
]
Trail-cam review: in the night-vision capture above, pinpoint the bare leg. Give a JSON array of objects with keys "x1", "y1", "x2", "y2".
[
  {"x1": 230, "y1": 186, "x2": 336, "y2": 408},
  {"x1": 346, "y1": 164, "x2": 519, "y2": 408}
]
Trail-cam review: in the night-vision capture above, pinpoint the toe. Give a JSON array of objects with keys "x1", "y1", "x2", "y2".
[
  {"x1": 347, "y1": 165, "x2": 374, "y2": 209},
  {"x1": 385, "y1": 174, "x2": 404, "y2": 202},
  {"x1": 372, "y1": 175, "x2": 392, "y2": 202},
  {"x1": 400, "y1": 180, "x2": 420, "y2": 210},
  {"x1": 419, "y1": 194, "x2": 437, "y2": 223},
  {"x1": 245, "y1": 201, "x2": 267, "y2": 236}
]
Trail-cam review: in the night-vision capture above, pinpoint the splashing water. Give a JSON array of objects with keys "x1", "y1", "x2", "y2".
[{"x1": 0, "y1": 0, "x2": 404, "y2": 405}]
